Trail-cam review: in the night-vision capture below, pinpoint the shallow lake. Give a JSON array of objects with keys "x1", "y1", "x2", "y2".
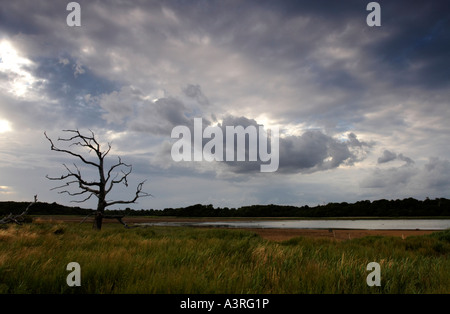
[{"x1": 137, "y1": 219, "x2": 450, "y2": 230}]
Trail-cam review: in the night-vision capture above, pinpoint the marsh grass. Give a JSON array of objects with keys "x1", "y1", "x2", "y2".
[{"x1": 0, "y1": 222, "x2": 449, "y2": 293}]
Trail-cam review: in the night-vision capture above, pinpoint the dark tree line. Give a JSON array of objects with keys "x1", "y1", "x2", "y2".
[
  {"x1": 2, "y1": 197, "x2": 450, "y2": 218},
  {"x1": 142, "y1": 198, "x2": 450, "y2": 217}
]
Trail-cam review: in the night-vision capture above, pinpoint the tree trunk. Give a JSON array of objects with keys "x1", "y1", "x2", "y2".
[
  {"x1": 94, "y1": 158, "x2": 106, "y2": 230},
  {"x1": 93, "y1": 211, "x2": 103, "y2": 230},
  {"x1": 93, "y1": 199, "x2": 106, "y2": 230}
]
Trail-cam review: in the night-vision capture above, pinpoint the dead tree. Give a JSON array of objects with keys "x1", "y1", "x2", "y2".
[
  {"x1": 44, "y1": 129, "x2": 150, "y2": 230},
  {"x1": 0, "y1": 195, "x2": 37, "y2": 227}
]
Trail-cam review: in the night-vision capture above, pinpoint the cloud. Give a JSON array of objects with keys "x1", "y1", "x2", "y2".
[
  {"x1": 98, "y1": 86, "x2": 141, "y2": 124},
  {"x1": 167, "y1": 114, "x2": 372, "y2": 175},
  {"x1": 98, "y1": 85, "x2": 196, "y2": 135},
  {"x1": 0, "y1": 185, "x2": 12, "y2": 195},
  {"x1": 0, "y1": 0, "x2": 450, "y2": 208},
  {"x1": 278, "y1": 131, "x2": 371, "y2": 174},
  {"x1": 73, "y1": 61, "x2": 85, "y2": 77},
  {"x1": 366, "y1": 1, "x2": 450, "y2": 89},
  {"x1": 361, "y1": 155, "x2": 450, "y2": 200},
  {"x1": 132, "y1": 97, "x2": 193, "y2": 135},
  {"x1": 377, "y1": 150, "x2": 414, "y2": 165},
  {"x1": 378, "y1": 150, "x2": 397, "y2": 164},
  {"x1": 183, "y1": 84, "x2": 210, "y2": 107},
  {"x1": 0, "y1": 40, "x2": 45, "y2": 99},
  {"x1": 423, "y1": 157, "x2": 450, "y2": 189},
  {"x1": 58, "y1": 57, "x2": 70, "y2": 66},
  {"x1": 360, "y1": 165, "x2": 417, "y2": 189},
  {"x1": 398, "y1": 153, "x2": 414, "y2": 165}
]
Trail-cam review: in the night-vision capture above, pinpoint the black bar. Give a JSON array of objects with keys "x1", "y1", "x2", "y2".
[{"x1": 1, "y1": 294, "x2": 444, "y2": 313}]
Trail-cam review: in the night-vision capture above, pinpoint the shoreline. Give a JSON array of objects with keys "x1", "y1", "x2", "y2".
[{"x1": 34, "y1": 215, "x2": 440, "y2": 241}]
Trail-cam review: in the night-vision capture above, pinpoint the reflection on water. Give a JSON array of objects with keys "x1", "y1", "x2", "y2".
[{"x1": 137, "y1": 219, "x2": 450, "y2": 230}]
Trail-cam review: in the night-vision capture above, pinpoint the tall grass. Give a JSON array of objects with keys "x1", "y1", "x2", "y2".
[{"x1": 0, "y1": 222, "x2": 449, "y2": 293}]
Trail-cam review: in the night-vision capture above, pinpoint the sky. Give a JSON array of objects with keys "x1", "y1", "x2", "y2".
[{"x1": 0, "y1": 0, "x2": 450, "y2": 210}]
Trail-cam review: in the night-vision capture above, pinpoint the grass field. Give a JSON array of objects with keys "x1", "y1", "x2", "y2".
[{"x1": 0, "y1": 221, "x2": 449, "y2": 293}]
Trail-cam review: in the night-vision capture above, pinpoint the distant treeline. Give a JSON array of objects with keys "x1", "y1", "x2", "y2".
[
  {"x1": 1, "y1": 197, "x2": 450, "y2": 217},
  {"x1": 0, "y1": 201, "x2": 91, "y2": 216}
]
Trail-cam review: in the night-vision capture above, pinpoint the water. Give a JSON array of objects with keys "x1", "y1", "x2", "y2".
[{"x1": 137, "y1": 219, "x2": 450, "y2": 230}]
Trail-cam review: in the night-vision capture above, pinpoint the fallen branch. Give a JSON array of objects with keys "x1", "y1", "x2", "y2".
[
  {"x1": 0, "y1": 195, "x2": 37, "y2": 226},
  {"x1": 79, "y1": 212, "x2": 95, "y2": 225},
  {"x1": 104, "y1": 215, "x2": 138, "y2": 229}
]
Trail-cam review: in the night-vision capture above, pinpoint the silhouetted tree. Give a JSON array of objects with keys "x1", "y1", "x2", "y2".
[{"x1": 45, "y1": 129, "x2": 150, "y2": 230}]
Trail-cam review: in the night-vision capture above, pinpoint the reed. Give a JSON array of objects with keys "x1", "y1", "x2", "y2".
[{"x1": 0, "y1": 222, "x2": 448, "y2": 293}]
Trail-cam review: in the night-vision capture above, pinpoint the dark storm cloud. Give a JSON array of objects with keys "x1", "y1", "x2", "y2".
[
  {"x1": 3, "y1": 0, "x2": 449, "y2": 91},
  {"x1": 0, "y1": 0, "x2": 62, "y2": 35},
  {"x1": 277, "y1": 131, "x2": 370, "y2": 174},
  {"x1": 189, "y1": 114, "x2": 372, "y2": 174},
  {"x1": 4, "y1": 0, "x2": 447, "y2": 130},
  {"x1": 32, "y1": 57, "x2": 118, "y2": 128},
  {"x1": 365, "y1": 0, "x2": 450, "y2": 89},
  {"x1": 165, "y1": 0, "x2": 450, "y2": 91}
]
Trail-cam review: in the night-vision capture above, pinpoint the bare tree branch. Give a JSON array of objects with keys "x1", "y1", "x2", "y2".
[
  {"x1": 57, "y1": 189, "x2": 96, "y2": 203},
  {"x1": 45, "y1": 130, "x2": 151, "y2": 230},
  {"x1": 106, "y1": 181, "x2": 151, "y2": 207},
  {"x1": 106, "y1": 166, "x2": 132, "y2": 195},
  {"x1": 44, "y1": 131, "x2": 100, "y2": 169},
  {"x1": 102, "y1": 142, "x2": 112, "y2": 159},
  {"x1": 71, "y1": 192, "x2": 96, "y2": 203},
  {"x1": 105, "y1": 157, "x2": 131, "y2": 186}
]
